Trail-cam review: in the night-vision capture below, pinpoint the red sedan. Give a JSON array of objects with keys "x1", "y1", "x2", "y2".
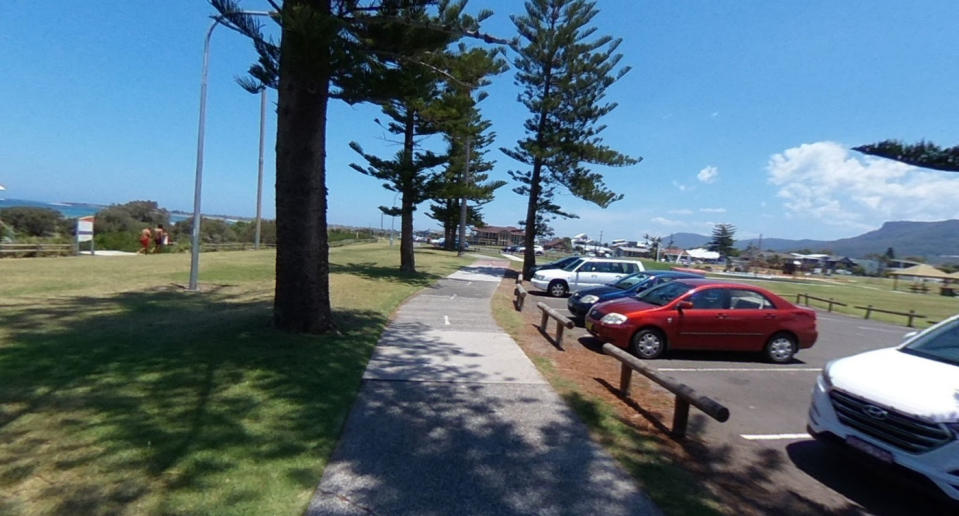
[{"x1": 586, "y1": 279, "x2": 818, "y2": 363}]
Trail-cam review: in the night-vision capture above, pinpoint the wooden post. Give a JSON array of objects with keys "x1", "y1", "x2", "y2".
[
  {"x1": 907, "y1": 310, "x2": 916, "y2": 328},
  {"x1": 828, "y1": 298, "x2": 835, "y2": 312},
  {"x1": 795, "y1": 293, "x2": 801, "y2": 304},
  {"x1": 619, "y1": 363, "x2": 632, "y2": 397},
  {"x1": 516, "y1": 274, "x2": 522, "y2": 284},
  {"x1": 540, "y1": 310, "x2": 549, "y2": 332},
  {"x1": 555, "y1": 324, "x2": 565, "y2": 350},
  {"x1": 672, "y1": 396, "x2": 690, "y2": 438},
  {"x1": 864, "y1": 305, "x2": 873, "y2": 320}
]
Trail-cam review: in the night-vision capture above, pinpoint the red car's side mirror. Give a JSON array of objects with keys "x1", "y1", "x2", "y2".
[{"x1": 677, "y1": 300, "x2": 693, "y2": 311}]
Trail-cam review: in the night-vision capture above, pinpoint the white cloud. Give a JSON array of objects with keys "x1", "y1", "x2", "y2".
[
  {"x1": 668, "y1": 209, "x2": 693, "y2": 215},
  {"x1": 766, "y1": 141, "x2": 959, "y2": 230},
  {"x1": 711, "y1": 112, "x2": 720, "y2": 118},
  {"x1": 672, "y1": 180, "x2": 688, "y2": 192},
  {"x1": 697, "y1": 166, "x2": 719, "y2": 184},
  {"x1": 699, "y1": 208, "x2": 726, "y2": 214},
  {"x1": 651, "y1": 216, "x2": 685, "y2": 227}
]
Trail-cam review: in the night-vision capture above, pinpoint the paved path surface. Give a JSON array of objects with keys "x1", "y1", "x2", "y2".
[{"x1": 308, "y1": 259, "x2": 660, "y2": 516}]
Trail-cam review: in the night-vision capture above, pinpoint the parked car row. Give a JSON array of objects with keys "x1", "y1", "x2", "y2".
[
  {"x1": 522, "y1": 255, "x2": 959, "y2": 503},
  {"x1": 503, "y1": 244, "x2": 544, "y2": 255},
  {"x1": 528, "y1": 257, "x2": 818, "y2": 363}
]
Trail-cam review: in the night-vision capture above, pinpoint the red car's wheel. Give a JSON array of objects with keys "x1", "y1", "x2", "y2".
[
  {"x1": 631, "y1": 328, "x2": 666, "y2": 359},
  {"x1": 765, "y1": 333, "x2": 797, "y2": 363}
]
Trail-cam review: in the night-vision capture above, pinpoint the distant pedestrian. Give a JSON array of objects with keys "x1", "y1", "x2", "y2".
[
  {"x1": 153, "y1": 224, "x2": 167, "y2": 253},
  {"x1": 138, "y1": 227, "x2": 152, "y2": 254}
]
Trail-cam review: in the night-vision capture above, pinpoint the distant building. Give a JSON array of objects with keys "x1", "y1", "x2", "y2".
[{"x1": 472, "y1": 225, "x2": 525, "y2": 247}]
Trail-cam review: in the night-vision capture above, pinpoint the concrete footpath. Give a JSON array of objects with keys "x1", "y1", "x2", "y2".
[{"x1": 307, "y1": 258, "x2": 660, "y2": 515}]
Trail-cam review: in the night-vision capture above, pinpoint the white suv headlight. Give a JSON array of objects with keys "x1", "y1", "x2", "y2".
[
  {"x1": 580, "y1": 295, "x2": 599, "y2": 304},
  {"x1": 600, "y1": 313, "x2": 628, "y2": 325},
  {"x1": 817, "y1": 360, "x2": 835, "y2": 391}
]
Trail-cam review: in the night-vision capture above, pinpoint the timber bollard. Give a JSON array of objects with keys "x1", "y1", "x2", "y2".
[
  {"x1": 514, "y1": 284, "x2": 528, "y2": 311},
  {"x1": 602, "y1": 343, "x2": 729, "y2": 438},
  {"x1": 536, "y1": 301, "x2": 574, "y2": 350}
]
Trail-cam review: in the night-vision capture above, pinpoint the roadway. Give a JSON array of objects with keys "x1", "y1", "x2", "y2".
[{"x1": 530, "y1": 289, "x2": 956, "y2": 514}]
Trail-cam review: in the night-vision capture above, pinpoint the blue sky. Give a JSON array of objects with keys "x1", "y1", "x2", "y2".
[{"x1": 2, "y1": 0, "x2": 958, "y2": 242}]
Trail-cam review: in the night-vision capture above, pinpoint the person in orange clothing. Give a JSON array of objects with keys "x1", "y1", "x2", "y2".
[{"x1": 138, "y1": 227, "x2": 152, "y2": 254}]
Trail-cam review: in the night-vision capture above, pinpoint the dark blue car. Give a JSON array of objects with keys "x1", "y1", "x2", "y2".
[{"x1": 566, "y1": 269, "x2": 705, "y2": 323}]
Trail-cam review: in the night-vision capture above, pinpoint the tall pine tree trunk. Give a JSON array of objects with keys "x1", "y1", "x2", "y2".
[
  {"x1": 522, "y1": 159, "x2": 542, "y2": 279},
  {"x1": 273, "y1": 0, "x2": 334, "y2": 333}
]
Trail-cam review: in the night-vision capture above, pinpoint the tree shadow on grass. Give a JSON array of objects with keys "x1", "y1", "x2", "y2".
[
  {"x1": 329, "y1": 261, "x2": 442, "y2": 287},
  {"x1": 0, "y1": 287, "x2": 387, "y2": 514}
]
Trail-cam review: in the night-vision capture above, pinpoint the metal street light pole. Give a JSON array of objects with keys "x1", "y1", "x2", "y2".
[
  {"x1": 255, "y1": 88, "x2": 266, "y2": 249},
  {"x1": 457, "y1": 137, "x2": 471, "y2": 257},
  {"x1": 189, "y1": 11, "x2": 272, "y2": 291}
]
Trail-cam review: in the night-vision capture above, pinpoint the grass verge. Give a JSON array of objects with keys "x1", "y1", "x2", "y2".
[{"x1": 0, "y1": 243, "x2": 469, "y2": 515}]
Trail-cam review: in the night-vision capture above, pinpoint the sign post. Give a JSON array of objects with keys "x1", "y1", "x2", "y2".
[{"x1": 76, "y1": 216, "x2": 95, "y2": 255}]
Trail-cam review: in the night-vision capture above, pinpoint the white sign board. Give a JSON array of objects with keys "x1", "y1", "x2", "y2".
[{"x1": 77, "y1": 216, "x2": 94, "y2": 243}]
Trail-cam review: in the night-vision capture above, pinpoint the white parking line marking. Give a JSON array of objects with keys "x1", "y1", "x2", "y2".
[
  {"x1": 450, "y1": 294, "x2": 457, "y2": 300},
  {"x1": 659, "y1": 368, "x2": 821, "y2": 372},
  {"x1": 741, "y1": 433, "x2": 810, "y2": 441},
  {"x1": 444, "y1": 315, "x2": 450, "y2": 326}
]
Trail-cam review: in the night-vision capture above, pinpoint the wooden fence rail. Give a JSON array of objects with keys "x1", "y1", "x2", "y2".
[
  {"x1": 854, "y1": 305, "x2": 926, "y2": 328},
  {"x1": 535, "y1": 301, "x2": 574, "y2": 350},
  {"x1": 795, "y1": 292, "x2": 926, "y2": 327},
  {"x1": 794, "y1": 293, "x2": 847, "y2": 312},
  {"x1": 0, "y1": 243, "x2": 73, "y2": 256},
  {"x1": 603, "y1": 343, "x2": 730, "y2": 438}
]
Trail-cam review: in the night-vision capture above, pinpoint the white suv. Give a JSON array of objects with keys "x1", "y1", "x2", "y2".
[
  {"x1": 807, "y1": 315, "x2": 959, "y2": 503},
  {"x1": 530, "y1": 257, "x2": 645, "y2": 297}
]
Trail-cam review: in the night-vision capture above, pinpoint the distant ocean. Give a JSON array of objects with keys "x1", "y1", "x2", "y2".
[{"x1": 0, "y1": 198, "x2": 192, "y2": 222}]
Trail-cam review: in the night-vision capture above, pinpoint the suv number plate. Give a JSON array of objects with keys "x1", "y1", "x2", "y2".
[{"x1": 846, "y1": 436, "x2": 893, "y2": 463}]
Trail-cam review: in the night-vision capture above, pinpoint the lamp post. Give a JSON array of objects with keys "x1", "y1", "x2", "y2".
[
  {"x1": 254, "y1": 88, "x2": 267, "y2": 249},
  {"x1": 457, "y1": 137, "x2": 471, "y2": 256},
  {"x1": 189, "y1": 11, "x2": 272, "y2": 291}
]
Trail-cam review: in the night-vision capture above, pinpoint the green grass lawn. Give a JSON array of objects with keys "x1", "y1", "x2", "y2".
[{"x1": 0, "y1": 243, "x2": 470, "y2": 515}]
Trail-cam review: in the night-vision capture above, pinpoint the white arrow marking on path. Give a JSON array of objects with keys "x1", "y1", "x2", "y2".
[{"x1": 444, "y1": 315, "x2": 450, "y2": 326}]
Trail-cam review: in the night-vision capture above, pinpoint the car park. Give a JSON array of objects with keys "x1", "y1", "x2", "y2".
[
  {"x1": 585, "y1": 278, "x2": 818, "y2": 362},
  {"x1": 567, "y1": 269, "x2": 704, "y2": 324},
  {"x1": 530, "y1": 257, "x2": 645, "y2": 297},
  {"x1": 807, "y1": 314, "x2": 959, "y2": 503}
]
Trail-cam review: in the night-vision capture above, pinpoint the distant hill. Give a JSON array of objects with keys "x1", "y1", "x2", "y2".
[{"x1": 667, "y1": 220, "x2": 959, "y2": 263}]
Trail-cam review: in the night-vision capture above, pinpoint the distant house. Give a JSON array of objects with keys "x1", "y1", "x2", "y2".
[
  {"x1": 614, "y1": 245, "x2": 650, "y2": 258},
  {"x1": 472, "y1": 225, "x2": 525, "y2": 247},
  {"x1": 543, "y1": 238, "x2": 569, "y2": 251}
]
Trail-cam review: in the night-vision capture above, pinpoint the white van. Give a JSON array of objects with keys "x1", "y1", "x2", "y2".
[{"x1": 529, "y1": 257, "x2": 645, "y2": 297}]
